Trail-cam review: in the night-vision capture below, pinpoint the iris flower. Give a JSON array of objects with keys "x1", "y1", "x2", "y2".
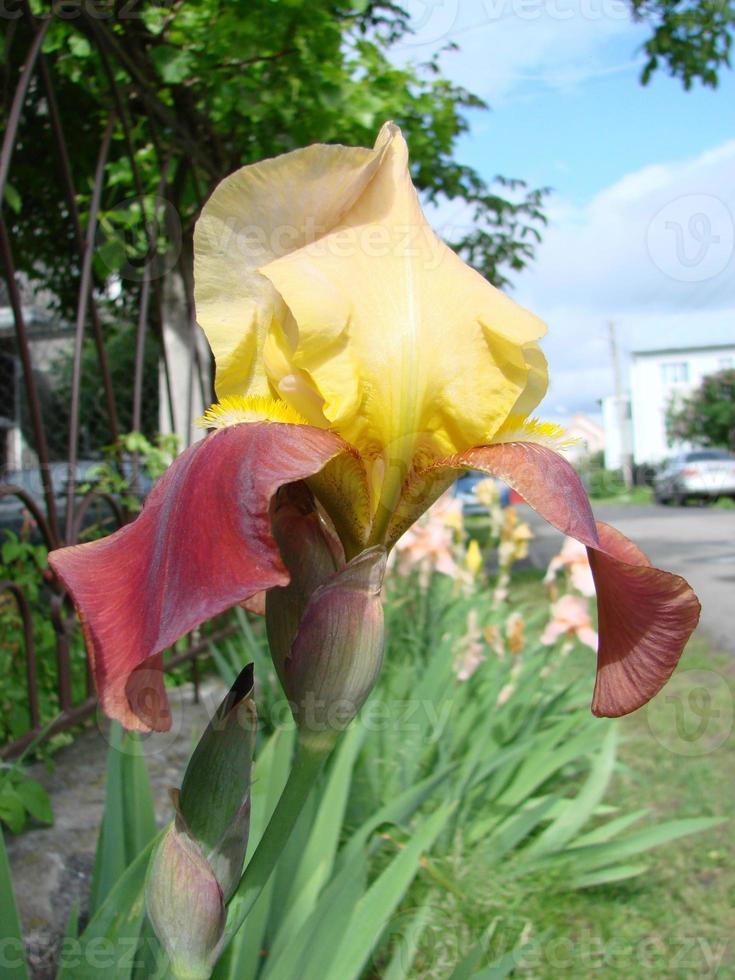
[{"x1": 49, "y1": 123, "x2": 700, "y2": 731}]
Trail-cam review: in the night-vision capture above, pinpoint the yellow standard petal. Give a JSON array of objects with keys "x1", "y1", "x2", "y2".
[
  {"x1": 194, "y1": 139, "x2": 389, "y2": 401},
  {"x1": 259, "y1": 123, "x2": 547, "y2": 537}
]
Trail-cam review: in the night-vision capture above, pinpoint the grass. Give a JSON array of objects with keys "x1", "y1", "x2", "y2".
[
  {"x1": 411, "y1": 574, "x2": 733, "y2": 979},
  {"x1": 589, "y1": 485, "x2": 654, "y2": 506},
  {"x1": 515, "y1": 632, "x2": 734, "y2": 978}
]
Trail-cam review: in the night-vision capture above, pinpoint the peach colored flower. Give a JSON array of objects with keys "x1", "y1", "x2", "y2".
[
  {"x1": 392, "y1": 493, "x2": 464, "y2": 587},
  {"x1": 541, "y1": 594, "x2": 598, "y2": 651},
  {"x1": 544, "y1": 536, "x2": 596, "y2": 597},
  {"x1": 474, "y1": 477, "x2": 500, "y2": 509},
  {"x1": 455, "y1": 609, "x2": 487, "y2": 681},
  {"x1": 483, "y1": 623, "x2": 505, "y2": 658},
  {"x1": 505, "y1": 611, "x2": 525, "y2": 655}
]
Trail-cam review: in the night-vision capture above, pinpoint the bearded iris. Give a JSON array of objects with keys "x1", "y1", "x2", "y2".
[{"x1": 49, "y1": 123, "x2": 699, "y2": 732}]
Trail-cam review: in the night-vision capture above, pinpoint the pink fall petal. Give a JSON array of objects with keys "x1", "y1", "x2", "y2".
[
  {"x1": 48, "y1": 424, "x2": 343, "y2": 731},
  {"x1": 454, "y1": 443, "x2": 701, "y2": 717}
]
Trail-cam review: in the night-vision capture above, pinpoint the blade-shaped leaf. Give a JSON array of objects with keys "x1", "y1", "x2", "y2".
[
  {"x1": 262, "y1": 850, "x2": 368, "y2": 980},
  {"x1": 89, "y1": 724, "x2": 156, "y2": 916},
  {"x1": 0, "y1": 824, "x2": 28, "y2": 980},
  {"x1": 524, "y1": 723, "x2": 618, "y2": 857},
  {"x1": 266, "y1": 723, "x2": 364, "y2": 961},
  {"x1": 381, "y1": 904, "x2": 432, "y2": 980},
  {"x1": 215, "y1": 727, "x2": 295, "y2": 980},
  {"x1": 324, "y1": 803, "x2": 456, "y2": 980},
  {"x1": 57, "y1": 832, "x2": 162, "y2": 980}
]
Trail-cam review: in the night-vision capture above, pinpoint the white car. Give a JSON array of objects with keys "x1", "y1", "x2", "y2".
[{"x1": 653, "y1": 449, "x2": 735, "y2": 505}]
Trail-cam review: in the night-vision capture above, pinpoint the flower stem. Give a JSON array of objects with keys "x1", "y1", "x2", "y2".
[{"x1": 221, "y1": 734, "x2": 332, "y2": 948}]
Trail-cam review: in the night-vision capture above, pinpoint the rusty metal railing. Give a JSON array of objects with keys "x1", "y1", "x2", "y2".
[{"x1": 0, "y1": 5, "x2": 223, "y2": 757}]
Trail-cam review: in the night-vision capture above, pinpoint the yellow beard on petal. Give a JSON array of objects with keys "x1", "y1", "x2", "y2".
[
  {"x1": 198, "y1": 395, "x2": 309, "y2": 430},
  {"x1": 492, "y1": 415, "x2": 578, "y2": 451}
]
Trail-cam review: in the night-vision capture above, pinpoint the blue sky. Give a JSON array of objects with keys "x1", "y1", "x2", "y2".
[
  {"x1": 457, "y1": 62, "x2": 735, "y2": 206},
  {"x1": 392, "y1": 7, "x2": 735, "y2": 417}
]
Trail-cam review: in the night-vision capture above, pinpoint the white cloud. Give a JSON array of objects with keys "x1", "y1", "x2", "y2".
[
  {"x1": 425, "y1": 139, "x2": 735, "y2": 415},
  {"x1": 499, "y1": 140, "x2": 735, "y2": 415},
  {"x1": 392, "y1": 0, "x2": 645, "y2": 102}
]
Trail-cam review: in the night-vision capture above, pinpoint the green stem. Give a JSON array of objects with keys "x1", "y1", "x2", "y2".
[{"x1": 221, "y1": 735, "x2": 332, "y2": 947}]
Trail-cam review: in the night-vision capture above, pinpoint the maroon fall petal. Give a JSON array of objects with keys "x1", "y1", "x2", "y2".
[
  {"x1": 48, "y1": 423, "x2": 344, "y2": 731},
  {"x1": 455, "y1": 443, "x2": 701, "y2": 716}
]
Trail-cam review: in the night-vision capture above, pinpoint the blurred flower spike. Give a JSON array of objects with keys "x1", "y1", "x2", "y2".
[
  {"x1": 49, "y1": 122, "x2": 700, "y2": 729},
  {"x1": 544, "y1": 535, "x2": 596, "y2": 598},
  {"x1": 542, "y1": 594, "x2": 599, "y2": 652}
]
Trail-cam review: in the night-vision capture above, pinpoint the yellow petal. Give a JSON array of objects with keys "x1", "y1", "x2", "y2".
[
  {"x1": 508, "y1": 343, "x2": 548, "y2": 419},
  {"x1": 259, "y1": 124, "x2": 547, "y2": 530},
  {"x1": 194, "y1": 139, "x2": 388, "y2": 400}
]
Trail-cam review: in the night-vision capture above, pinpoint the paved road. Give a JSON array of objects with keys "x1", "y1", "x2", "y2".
[{"x1": 522, "y1": 503, "x2": 735, "y2": 654}]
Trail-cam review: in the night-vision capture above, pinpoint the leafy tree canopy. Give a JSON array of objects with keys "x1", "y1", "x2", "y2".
[
  {"x1": 631, "y1": 0, "x2": 734, "y2": 89},
  {"x1": 666, "y1": 368, "x2": 735, "y2": 450},
  {"x1": 4, "y1": 0, "x2": 548, "y2": 318},
  {"x1": 4, "y1": 0, "x2": 732, "y2": 320}
]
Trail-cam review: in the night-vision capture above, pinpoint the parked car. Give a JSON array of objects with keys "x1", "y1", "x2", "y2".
[
  {"x1": 653, "y1": 449, "x2": 735, "y2": 505},
  {"x1": 452, "y1": 472, "x2": 510, "y2": 514}
]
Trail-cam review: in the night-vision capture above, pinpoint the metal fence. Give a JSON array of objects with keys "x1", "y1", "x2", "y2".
[{"x1": 0, "y1": 6, "x2": 224, "y2": 756}]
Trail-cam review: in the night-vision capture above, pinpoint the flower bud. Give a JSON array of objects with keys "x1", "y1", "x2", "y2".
[
  {"x1": 269, "y1": 544, "x2": 387, "y2": 749},
  {"x1": 178, "y1": 665, "x2": 256, "y2": 900},
  {"x1": 146, "y1": 813, "x2": 225, "y2": 980},
  {"x1": 266, "y1": 483, "x2": 343, "y2": 681}
]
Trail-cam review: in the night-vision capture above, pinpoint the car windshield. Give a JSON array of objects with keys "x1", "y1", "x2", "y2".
[{"x1": 684, "y1": 450, "x2": 733, "y2": 462}]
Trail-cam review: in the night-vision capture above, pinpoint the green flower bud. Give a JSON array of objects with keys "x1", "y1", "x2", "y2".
[
  {"x1": 266, "y1": 482, "x2": 343, "y2": 682},
  {"x1": 268, "y1": 538, "x2": 386, "y2": 750},
  {"x1": 146, "y1": 813, "x2": 225, "y2": 980},
  {"x1": 178, "y1": 665, "x2": 256, "y2": 899}
]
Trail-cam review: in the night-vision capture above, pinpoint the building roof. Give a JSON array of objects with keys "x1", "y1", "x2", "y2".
[{"x1": 632, "y1": 342, "x2": 735, "y2": 358}]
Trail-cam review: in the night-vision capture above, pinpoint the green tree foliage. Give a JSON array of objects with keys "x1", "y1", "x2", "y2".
[
  {"x1": 3, "y1": 0, "x2": 548, "y2": 320},
  {"x1": 632, "y1": 0, "x2": 735, "y2": 88},
  {"x1": 666, "y1": 368, "x2": 735, "y2": 449}
]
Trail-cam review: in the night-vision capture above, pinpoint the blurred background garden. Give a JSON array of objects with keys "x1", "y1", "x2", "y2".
[{"x1": 1, "y1": 1, "x2": 734, "y2": 977}]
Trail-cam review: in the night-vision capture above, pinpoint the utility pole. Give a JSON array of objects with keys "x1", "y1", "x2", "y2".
[{"x1": 608, "y1": 321, "x2": 633, "y2": 489}]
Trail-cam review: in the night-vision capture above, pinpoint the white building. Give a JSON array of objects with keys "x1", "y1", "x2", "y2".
[
  {"x1": 601, "y1": 395, "x2": 632, "y2": 471},
  {"x1": 604, "y1": 342, "x2": 735, "y2": 468}
]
